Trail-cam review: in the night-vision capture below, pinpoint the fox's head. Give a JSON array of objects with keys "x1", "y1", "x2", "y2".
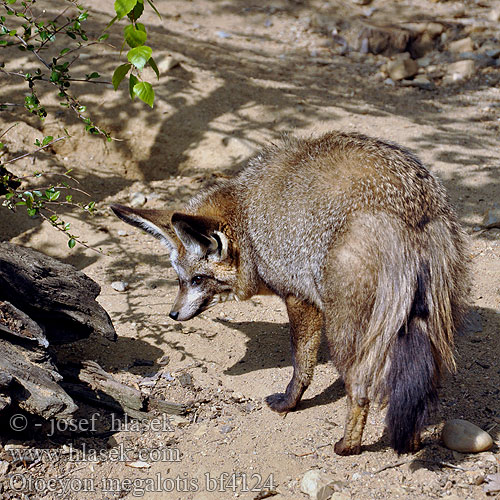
[{"x1": 111, "y1": 204, "x2": 240, "y2": 321}]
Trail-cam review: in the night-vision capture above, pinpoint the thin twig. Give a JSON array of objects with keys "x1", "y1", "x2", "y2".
[
  {"x1": 38, "y1": 212, "x2": 103, "y2": 255},
  {"x1": 0, "y1": 123, "x2": 18, "y2": 140},
  {"x1": 12, "y1": 31, "x2": 51, "y2": 70},
  {"x1": 3, "y1": 137, "x2": 67, "y2": 164},
  {"x1": 0, "y1": 68, "x2": 111, "y2": 85},
  {"x1": 291, "y1": 443, "x2": 332, "y2": 458},
  {"x1": 373, "y1": 459, "x2": 410, "y2": 474},
  {"x1": 416, "y1": 459, "x2": 470, "y2": 471},
  {"x1": 52, "y1": 5, "x2": 73, "y2": 24}
]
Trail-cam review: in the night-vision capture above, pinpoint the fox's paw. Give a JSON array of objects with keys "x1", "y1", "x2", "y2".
[
  {"x1": 265, "y1": 392, "x2": 297, "y2": 413},
  {"x1": 334, "y1": 438, "x2": 361, "y2": 456}
]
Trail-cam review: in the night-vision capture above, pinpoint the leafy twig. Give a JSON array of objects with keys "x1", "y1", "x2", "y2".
[{"x1": 3, "y1": 136, "x2": 67, "y2": 164}]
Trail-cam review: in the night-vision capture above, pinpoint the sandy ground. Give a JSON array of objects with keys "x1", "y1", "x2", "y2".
[{"x1": 1, "y1": 0, "x2": 499, "y2": 499}]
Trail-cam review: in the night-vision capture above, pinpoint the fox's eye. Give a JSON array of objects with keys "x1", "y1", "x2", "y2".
[{"x1": 191, "y1": 275, "x2": 204, "y2": 286}]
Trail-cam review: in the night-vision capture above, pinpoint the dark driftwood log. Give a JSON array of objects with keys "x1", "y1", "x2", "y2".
[
  {"x1": 0, "y1": 242, "x2": 116, "y2": 343},
  {"x1": 0, "y1": 243, "x2": 184, "y2": 423},
  {"x1": 0, "y1": 242, "x2": 116, "y2": 419}
]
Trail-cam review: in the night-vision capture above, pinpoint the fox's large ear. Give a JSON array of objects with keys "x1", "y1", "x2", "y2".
[
  {"x1": 110, "y1": 204, "x2": 179, "y2": 252},
  {"x1": 171, "y1": 212, "x2": 228, "y2": 261}
]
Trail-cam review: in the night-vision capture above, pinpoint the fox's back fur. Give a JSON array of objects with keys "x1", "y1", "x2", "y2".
[{"x1": 113, "y1": 131, "x2": 469, "y2": 454}]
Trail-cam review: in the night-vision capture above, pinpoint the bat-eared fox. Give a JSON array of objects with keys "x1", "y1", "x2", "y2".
[{"x1": 112, "y1": 131, "x2": 469, "y2": 455}]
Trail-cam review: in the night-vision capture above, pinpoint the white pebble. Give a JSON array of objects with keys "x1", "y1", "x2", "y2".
[
  {"x1": 442, "y1": 419, "x2": 493, "y2": 453},
  {"x1": 111, "y1": 281, "x2": 129, "y2": 292}
]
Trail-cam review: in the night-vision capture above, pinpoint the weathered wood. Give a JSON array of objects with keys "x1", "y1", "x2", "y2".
[
  {"x1": 0, "y1": 242, "x2": 117, "y2": 420},
  {"x1": 61, "y1": 361, "x2": 187, "y2": 418},
  {"x1": 0, "y1": 338, "x2": 77, "y2": 418},
  {"x1": 0, "y1": 242, "x2": 116, "y2": 343},
  {"x1": 0, "y1": 300, "x2": 48, "y2": 348},
  {"x1": 79, "y1": 361, "x2": 145, "y2": 413},
  {"x1": 147, "y1": 396, "x2": 187, "y2": 416},
  {"x1": 0, "y1": 243, "x2": 185, "y2": 423},
  {"x1": 0, "y1": 394, "x2": 11, "y2": 412}
]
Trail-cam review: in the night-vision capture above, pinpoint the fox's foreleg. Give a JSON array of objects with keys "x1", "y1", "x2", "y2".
[{"x1": 266, "y1": 295, "x2": 322, "y2": 413}]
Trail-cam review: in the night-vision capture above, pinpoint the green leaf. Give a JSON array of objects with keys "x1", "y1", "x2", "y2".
[
  {"x1": 68, "y1": 238, "x2": 76, "y2": 249},
  {"x1": 133, "y1": 81, "x2": 154, "y2": 107},
  {"x1": 27, "y1": 208, "x2": 37, "y2": 216},
  {"x1": 129, "y1": 74, "x2": 139, "y2": 99},
  {"x1": 127, "y1": 2, "x2": 144, "y2": 21},
  {"x1": 112, "y1": 63, "x2": 131, "y2": 90},
  {"x1": 42, "y1": 135, "x2": 53, "y2": 146},
  {"x1": 114, "y1": 0, "x2": 137, "y2": 19},
  {"x1": 60, "y1": 48, "x2": 70, "y2": 56},
  {"x1": 86, "y1": 72, "x2": 100, "y2": 80},
  {"x1": 148, "y1": 56, "x2": 160, "y2": 80},
  {"x1": 127, "y1": 45, "x2": 152, "y2": 71},
  {"x1": 98, "y1": 33, "x2": 109, "y2": 41},
  {"x1": 123, "y1": 23, "x2": 147, "y2": 48},
  {"x1": 146, "y1": 0, "x2": 162, "y2": 19},
  {"x1": 50, "y1": 70, "x2": 61, "y2": 82}
]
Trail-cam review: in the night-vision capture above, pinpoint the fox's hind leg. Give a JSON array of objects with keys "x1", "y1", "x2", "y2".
[
  {"x1": 334, "y1": 389, "x2": 370, "y2": 455},
  {"x1": 266, "y1": 295, "x2": 322, "y2": 413}
]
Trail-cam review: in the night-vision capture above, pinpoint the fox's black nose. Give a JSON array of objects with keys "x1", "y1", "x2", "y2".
[{"x1": 169, "y1": 311, "x2": 179, "y2": 320}]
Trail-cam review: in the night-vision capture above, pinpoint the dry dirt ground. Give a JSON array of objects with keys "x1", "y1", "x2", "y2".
[{"x1": 1, "y1": 0, "x2": 500, "y2": 499}]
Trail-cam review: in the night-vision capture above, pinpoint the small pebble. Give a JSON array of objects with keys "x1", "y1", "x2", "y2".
[
  {"x1": 117, "y1": 230, "x2": 128, "y2": 237},
  {"x1": 387, "y1": 57, "x2": 418, "y2": 81},
  {"x1": 158, "y1": 55, "x2": 180, "y2": 73},
  {"x1": 443, "y1": 60, "x2": 476, "y2": 83},
  {"x1": 178, "y1": 372, "x2": 194, "y2": 388},
  {"x1": 442, "y1": 419, "x2": 493, "y2": 452},
  {"x1": 485, "y1": 48, "x2": 500, "y2": 59},
  {"x1": 448, "y1": 37, "x2": 474, "y2": 53},
  {"x1": 300, "y1": 469, "x2": 336, "y2": 500},
  {"x1": 215, "y1": 30, "x2": 231, "y2": 39},
  {"x1": 158, "y1": 355, "x2": 170, "y2": 366},
  {"x1": 220, "y1": 424, "x2": 233, "y2": 434},
  {"x1": 111, "y1": 281, "x2": 129, "y2": 292},
  {"x1": 129, "y1": 192, "x2": 146, "y2": 208},
  {"x1": 482, "y1": 204, "x2": 500, "y2": 229}
]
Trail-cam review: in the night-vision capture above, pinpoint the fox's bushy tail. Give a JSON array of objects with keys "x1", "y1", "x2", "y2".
[
  {"x1": 385, "y1": 217, "x2": 467, "y2": 454},
  {"x1": 386, "y1": 261, "x2": 439, "y2": 454}
]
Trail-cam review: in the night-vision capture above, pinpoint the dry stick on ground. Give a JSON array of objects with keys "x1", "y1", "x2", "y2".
[
  {"x1": 373, "y1": 459, "x2": 412, "y2": 474},
  {"x1": 291, "y1": 443, "x2": 332, "y2": 458}
]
